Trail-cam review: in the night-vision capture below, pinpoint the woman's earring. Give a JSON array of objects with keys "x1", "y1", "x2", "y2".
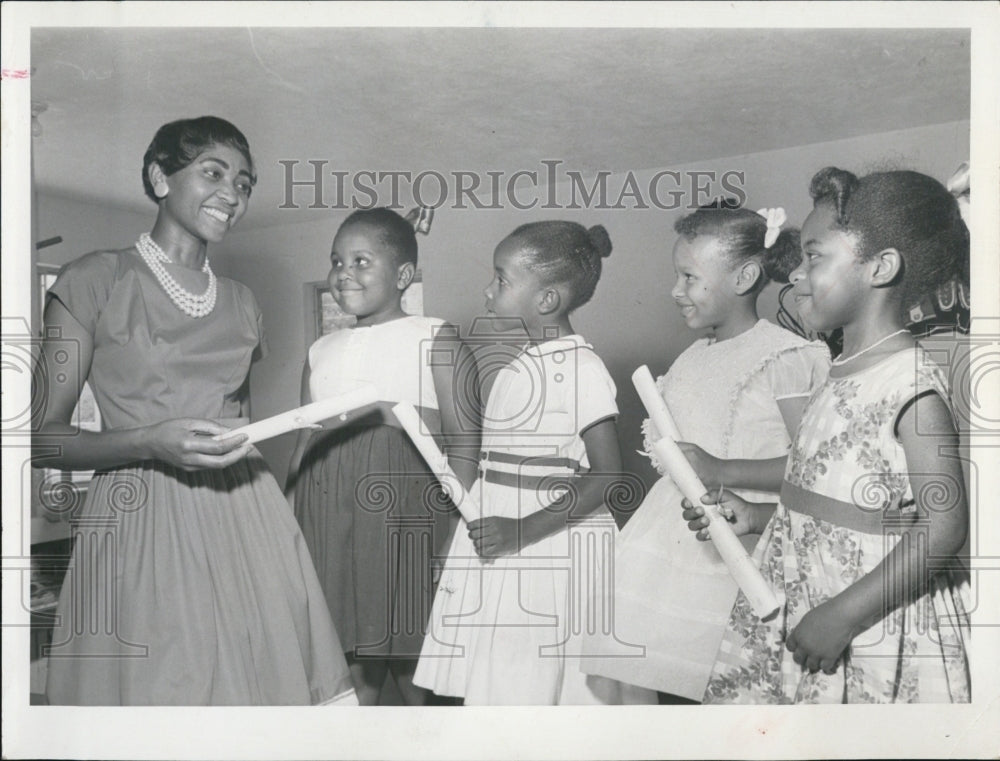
[{"x1": 154, "y1": 182, "x2": 169, "y2": 199}]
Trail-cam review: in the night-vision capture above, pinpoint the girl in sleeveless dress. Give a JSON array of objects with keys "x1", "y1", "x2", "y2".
[
  {"x1": 583, "y1": 205, "x2": 829, "y2": 703},
  {"x1": 285, "y1": 208, "x2": 479, "y2": 705},
  {"x1": 37, "y1": 116, "x2": 355, "y2": 705},
  {"x1": 685, "y1": 168, "x2": 971, "y2": 703}
]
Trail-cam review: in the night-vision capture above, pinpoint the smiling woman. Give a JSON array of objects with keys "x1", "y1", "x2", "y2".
[{"x1": 32, "y1": 116, "x2": 356, "y2": 706}]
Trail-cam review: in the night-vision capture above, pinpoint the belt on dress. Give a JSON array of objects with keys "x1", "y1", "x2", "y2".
[
  {"x1": 478, "y1": 450, "x2": 588, "y2": 490},
  {"x1": 781, "y1": 480, "x2": 920, "y2": 535}
]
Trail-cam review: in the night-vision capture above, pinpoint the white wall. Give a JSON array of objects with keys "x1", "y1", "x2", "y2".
[{"x1": 35, "y1": 193, "x2": 154, "y2": 267}]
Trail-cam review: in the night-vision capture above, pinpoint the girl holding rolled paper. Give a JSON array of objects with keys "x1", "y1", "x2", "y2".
[
  {"x1": 414, "y1": 221, "x2": 654, "y2": 705},
  {"x1": 583, "y1": 204, "x2": 830, "y2": 703},
  {"x1": 687, "y1": 168, "x2": 971, "y2": 703},
  {"x1": 285, "y1": 208, "x2": 479, "y2": 705},
  {"x1": 35, "y1": 117, "x2": 356, "y2": 705}
]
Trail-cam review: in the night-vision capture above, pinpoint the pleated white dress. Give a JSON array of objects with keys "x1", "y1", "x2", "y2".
[{"x1": 414, "y1": 335, "x2": 655, "y2": 705}]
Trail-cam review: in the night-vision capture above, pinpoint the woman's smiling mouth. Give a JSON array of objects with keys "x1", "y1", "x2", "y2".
[{"x1": 202, "y1": 207, "x2": 231, "y2": 224}]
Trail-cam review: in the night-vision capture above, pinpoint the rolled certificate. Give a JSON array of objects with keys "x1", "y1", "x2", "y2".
[
  {"x1": 649, "y1": 437, "x2": 779, "y2": 619},
  {"x1": 392, "y1": 402, "x2": 479, "y2": 524},
  {"x1": 216, "y1": 384, "x2": 379, "y2": 444},
  {"x1": 631, "y1": 365, "x2": 682, "y2": 441},
  {"x1": 633, "y1": 368, "x2": 779, "y2": 619}
]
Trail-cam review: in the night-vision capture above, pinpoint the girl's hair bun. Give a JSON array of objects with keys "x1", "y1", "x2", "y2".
[
  {"x1": 809, "y1": 166, "x2": 860, "y2": 224},
  {"x1": 762, "y1": 228, "x2": 802, "y2": 284},
  {"x1": 674, "y1": 205, "x2": 799, "y2": 289},
  {"x1": 587, "y1": 224, "x2": 613, "y2": 258},
  {"x1": 507, "y1": 220, "x2": 610, "y2": 312}
]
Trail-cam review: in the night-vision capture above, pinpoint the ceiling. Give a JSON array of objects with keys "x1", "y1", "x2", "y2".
[{"x1": 30, "y1": 27, "x2": 969, "y2": 229}]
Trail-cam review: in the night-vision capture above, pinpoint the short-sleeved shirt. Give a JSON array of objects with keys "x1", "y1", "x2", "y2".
[
  {"x1": 307, "y1": 315, "x2": 445, "y2": 410},
  {"x1": 47, "y1": 250, "x2": 265, "y2": 429},
  {"x1": 641, "y1": 320, "x2": 830, "y2": 487}
]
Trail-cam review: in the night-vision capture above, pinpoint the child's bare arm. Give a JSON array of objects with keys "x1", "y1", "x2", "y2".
[
  {"x1": 283, "y1": 363, "x2": 313, "y2": 502},
  {"x1": 776, "y1": 396, "x2": 809, "y2": 440},
  {"x1": 467, "y1": 418, "x2": 622, "y2": 556},
  {"x1": 677, "y1": 445, "x2": 788, "y2": 493},
  {"x1": 431, "y1": 327, "x2": 481, "y2": 490},
  {"x1": 531, "y1": 416, "x2": 624, "y2": 529},
  {"x1": 675, "y1": 395, "x2": 805, "y2": 492}
]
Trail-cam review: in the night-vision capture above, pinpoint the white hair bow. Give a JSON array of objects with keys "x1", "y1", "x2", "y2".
[{"x1": 756, "y1": 207, "x2": 787, "y2": 249}]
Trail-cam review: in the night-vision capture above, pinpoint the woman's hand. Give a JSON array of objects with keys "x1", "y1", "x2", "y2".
[
  {"x1": 141, "y1": 418, "x2": 251, "y2": 471},
  {"x1": 676, "y1": 441, "x2": 723, "y2": 489},
  {"x1": 466, "y1": 516, "x2": 523, "y2": 558},
  {"x1": 681, "y1": 489, "x2": 768, "y2": 541},
  {"x1": 786, "y1": 600, "x2": 857, "y2": 674}
]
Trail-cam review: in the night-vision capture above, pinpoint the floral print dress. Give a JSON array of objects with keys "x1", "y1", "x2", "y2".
[{"x1": 704, "y1": 347, "x2": 971, "y2": 704}]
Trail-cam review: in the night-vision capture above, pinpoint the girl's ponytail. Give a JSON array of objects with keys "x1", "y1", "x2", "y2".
[{"x1": 809, "y1": 167, "x2": 860, "y2": 225}]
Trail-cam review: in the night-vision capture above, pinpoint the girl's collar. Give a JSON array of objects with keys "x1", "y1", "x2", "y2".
[
  {"x1": 705, "y1": 319, "x2": 766, "y2": 346},
  {"x1": 353, "y1": 313, "x2": 417, "y2": 329},
  {"x1": 523, "y1": 334, "x2": 588, "y2": 357}
]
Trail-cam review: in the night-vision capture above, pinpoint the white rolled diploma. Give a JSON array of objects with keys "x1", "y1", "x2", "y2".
[
  {"x1": 631, "y1": 365, "x2": 682, "y2": 441},
  {"x1": 650, "y1": 437, "x2": 779, "y2": 619},
  {"x1": 391, "y1": 402, "x2": 479, "y2": 524},
  {"x1": 215, "y1": 384, "x2": 379, "y2": 444}
]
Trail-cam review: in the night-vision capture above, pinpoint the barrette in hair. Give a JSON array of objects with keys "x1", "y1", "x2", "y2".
[
  {"x1": 404, "y1": 206, "x2": 434, "y2": 235},
  {"x1": 946, "y1": 162, "x2": 970, "y2": 227},
  {"x1": 756, "y1": 207, "x2": 787, "y2": 249},
  {"x1": 946, "y1": 162, "x2": 969, "y2": 197}
]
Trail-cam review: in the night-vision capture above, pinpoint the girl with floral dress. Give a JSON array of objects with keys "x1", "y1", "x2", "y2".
[{"x1": 685, "y1": 168, "x2": 971, "y2": 703}]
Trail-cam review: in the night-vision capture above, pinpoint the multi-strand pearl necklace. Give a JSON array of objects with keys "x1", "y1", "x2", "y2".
[
  {"x1": 831, "y1": 329, "x2": 909, "y2": 366},
  {"x1": 136, "y1": 232, "x2": 217, "y2": 318}
]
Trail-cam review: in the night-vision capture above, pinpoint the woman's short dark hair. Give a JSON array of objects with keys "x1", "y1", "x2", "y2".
[{"x1": 142, "y1": 116, "x2": 256, "y2": 203}]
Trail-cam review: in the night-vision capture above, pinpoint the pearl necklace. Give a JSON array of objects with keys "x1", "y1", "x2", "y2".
[
  {"x1": 136, "y1": 233, "x2": 217, "y2": 318},
  {"x1": 831, "y1": 329, "x2": 909, "y2": 366}
]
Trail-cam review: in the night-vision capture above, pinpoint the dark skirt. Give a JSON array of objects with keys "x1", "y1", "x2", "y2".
[
  {"x1": 46, "y1": 452, "x2": 355, "y2": 705},
  {"x1": 294, "y1": 424, "x2": 454, "y2": 659}
]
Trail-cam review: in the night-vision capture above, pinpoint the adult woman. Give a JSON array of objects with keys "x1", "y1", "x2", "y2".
[{"x1": 36, "y1": 116, "x2": 355, "y2": 705}]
